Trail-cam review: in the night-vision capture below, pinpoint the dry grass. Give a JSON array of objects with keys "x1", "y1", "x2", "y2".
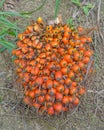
[{"x1": 0, "y1": 0, "x2": 104, "y2": 130}]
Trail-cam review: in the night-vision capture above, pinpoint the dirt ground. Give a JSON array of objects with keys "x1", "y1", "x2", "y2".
[{"x1": 0, "y1": 0, "x2": 104, "y2": 130}]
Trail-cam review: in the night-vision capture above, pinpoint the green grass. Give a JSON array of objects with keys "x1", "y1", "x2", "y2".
[
  {"x1": 0, "y1": 12, "x2": 21, "y2": 53},
  {"x1": 54, "y1": 0, "x2": 60, "y2": 18},
  {"x1": 71, "y1": 0, "x2": 93, "y2": 15},
  {"x1": 0, "y1": 96, "x2": 3, "y2": 103},
  {"x1": 0, "y1": 0, "x2": 25, "y2": 53},
  {"x1": 20, "y1": 0, "x2": 47, "y2": 15}
]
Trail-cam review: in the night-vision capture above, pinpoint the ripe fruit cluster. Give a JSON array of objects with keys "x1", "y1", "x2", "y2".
[{"x1": 12, "y1": 17, "x2": 93, "y2": 115}]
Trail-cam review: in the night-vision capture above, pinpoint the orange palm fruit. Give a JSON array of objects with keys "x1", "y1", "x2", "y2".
[
  {"x1": 73, "y1": 97, "x2": 79, "y2": 105},
  {"x1": 55, "y1": 71, "x2": 62, "y2": 81},
  {"x1": 68, "y1": 71, "x2": 75, "y2": 79},
  {"x1": 78, "y1": 87, "x2": 86, "y2": 95},
  {"x1": 62, "y1": 96, "x2": 70, "y2": 104},
  {"x1": 29, "y1": 90, "x2": 35, "y2": 98},
  {"x1": 35, "y1": 77, "x2": 43, "y2": 85},
  {"x1": 47, "y1": 107, "x2": 55, "y2": 115},
  {"x1": 48, "y1": 88, "x2": 56, "y2": 95},
  {"x1": 64, "y1": 88, "x2": 70, "y2": 95},
  {"x1": 23, "y1": 96, "x2": 32, "y2": 106},
  {"x1": 83, "y1": 56, "x2": 90, "y2": 64},
  {"x1": 71, "y1": 64, "x2": 80, "y2": 73},
  {"x1": 37, "y1": 96, "x2": 45, "y2": 103},
  {"x1": 60, "y1": 60, "x2": 67, "y2": 67},
  {"x1": 53, "y1": 102, "x2": 63, "y2": 113},
  {"x1": 61, "y1": 67, "x2": 68, "y2": 74},
  {"x1": 33, "y1": 102, "x2": 41, "y2": 109},
  {"x1": 56, "y1": 84, "x2": 65, "y2": 93},
  {"x1": 46, "y1": 79, "x2": 53, "y2": 88},
  {"x1": 63, "y1": 54, "x2": 72, "y2": 63},
  {"x1": 69, "y1": 86, "x2": 77, "y2": 95}
]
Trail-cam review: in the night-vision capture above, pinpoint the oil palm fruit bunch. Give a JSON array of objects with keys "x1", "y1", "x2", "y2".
[{"x1": 12, "y1": 17, "x2": 94, "y2": 115}]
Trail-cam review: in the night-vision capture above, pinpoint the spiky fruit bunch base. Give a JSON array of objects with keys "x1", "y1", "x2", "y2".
[{"x1": 12, "y1": 17, "x2": 94, "y2": 115}]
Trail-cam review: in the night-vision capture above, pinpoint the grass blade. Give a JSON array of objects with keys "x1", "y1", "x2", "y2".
[
  {"x1": 54, "y1": 0, "x2": 60, "y2": 18},
  {"x1": 67, "y1": 17, "x2": 74, "y2": 27},
  {"x1": 71, "y1": 0, "x2": 81, "y2": 6},
  {"x1": 0, "y1": 28, "x2": 10, "y2": 36},
  {"x1": 0, "y1": 39, "x2": 16, "y2": 49},
  {"x1": 0, "y1": 16, "x2": 21, "y2": 30},
  {"x1": 0, "y1": 11, "x2": 26, "y2": 17},
  {"x1": 7, "y1": 29, "x2": 18, "y2": 37},
  {"x1": 20, "y1": 0, "x2": 47, "y2": 15},
  {"x1": 0, "y1": 0, "x2": 5, "y2": 8},
  {"x1": 0, "y1": 46, "x2": 6, "y2": 53}
]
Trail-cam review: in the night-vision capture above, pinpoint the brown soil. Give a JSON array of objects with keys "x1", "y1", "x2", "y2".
[{"x1": 0, "y1": 0, "x2": 104, "y2": 130}]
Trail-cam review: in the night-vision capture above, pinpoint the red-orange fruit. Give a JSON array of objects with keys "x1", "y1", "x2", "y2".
[
  {"x1": 68, "y1": 96, "x2": 73, "y2": 102},
  {"x1": 83, "y1": 56, "x2": 90, "y2": 64},
  {"x1": 87, "y1": 37, "x2": 92, "y2": 42},
  {"x1": 64, "y1": 31, "x2": 70, "y2": 38},
  {"x1": 48, "y1": 88, "x2": 56, "y2": 95},
  {"x1": 63, "y1": 54, "x2": 72, "y2": 63},
  {"x1": 51, "y1": 41, "x2": 59, "y2": 48},
  {"x1": 46, "y1": 102, "x2": 53, "y2": 108},
  {"x1": 42, "y1": 76, "x2": 48, "y2": 82},
  {"x1": 62, "y1": 96, "x2": 70, "y2": 104},
  {"x1": 27, "y1": 25, "x2": 33, "y2": 32},
  {"x1": 31, "y1": 67, "x2": 39, "y2": 75},
  {"x1": 33, "y1": 102, "x2": 41, "y2": 109},
  {"x1": 25, "y1": 90, "x2": 30, "y2": 96},
  {"x1": 45, "y1": 94, "x2": 52, "y2": 101},
  {"x1": 68, "y1": 71, "x2": 75, "y2": 79},
  {"x1": 62, "y1": 106, "x2": 68, "y2": 112},
  {"x1": 62, "y1": 37, "x2": 69, "y2": 44},
  {"x1": 73, "y1": 52, "x2": 80, "y2": 61},
  {"x1": 71, "y1": 82, "x2": 77, "y2": 87},
  {"x1": 84, "y1": 50, "x2": 92, "y2": 57},
  {"x1": 29, "y1": 90, "x2": 35, "y2": 98},
  {"x1": 61, "y1": 67, "x2": 68, "y2": 74},
  {"x1": 80, "y1": 37, "x2": 87, "y2": 43},
  {"x1": 78, "y1": 61, "x2": 84, "y2": 69},
  {"x1": 71, "y1": 64, "x2": 80, "y2": 73},
  {"x1": 34, "y1": 89, "x2": 41, "y2": 96},
  {"x1": 46, "y1": 79, "x2": 53, "y2": 88},
  {"x1": 43, "y1": 69, "x2": 50, "y2": 76},
  {"x1": 45, "y1": 44, "x2": 51, "y2": 51},
  {"x1": 53, "y1": 102, "x2": 63, "y2": 112},
  {"x1": 64, "y1": 88, "x2": 70, "y2": 95},
  {"x1": 41, "y1": 89, "x2": 47, "y2": 95},
  {"x1": 78, "y1": 87, "x2": 86, "y2": 95},
  {"x1": 58, "y1": 48, "x2": 65, "y2": 55},
  {"x1": 23, "y1": 96, "x2": 32, "y2": 105},
  {"x1": 65, "y1": 78, "x2": 72, "y2": 85},
  {"x1": 55, "y1": 71, "x2": 62, "y2": 80},
  {"x1": 73, "y1": 97, "x2": 79, "y2": 105},
  {"x1": 37, "y1": 96, "x2": 45, "y2": 103},
  {"x1": 59, "y1": 79, "x2": 65, "y2": 84},
  {"x1": 35, "y1": 77, "x2": 43, "y2": 85},
  {"x1": 56, "y1": 84, "x2": 65, "y2": 93},
  {"x1": 69, "y1": 86, "x2": 77, "y2": 95},
  {"x1": 55, "y1": 92, "x2": 63, "y2": 101},
  {"x1": 47, "y1": 107, "x2": 55, "y2": 115},
  {"x1": 68, "y1": 48, "x2": 75, "y2": 55},
  {"x1": 60, "y1": 60, "x2": 67, "y2": 67},
  {"x1": 47, "y1": 62, "x2": 55, "y2": 70},
  {"x1": 53, "y1": 80, "x2": 59, "y2": 88}
]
